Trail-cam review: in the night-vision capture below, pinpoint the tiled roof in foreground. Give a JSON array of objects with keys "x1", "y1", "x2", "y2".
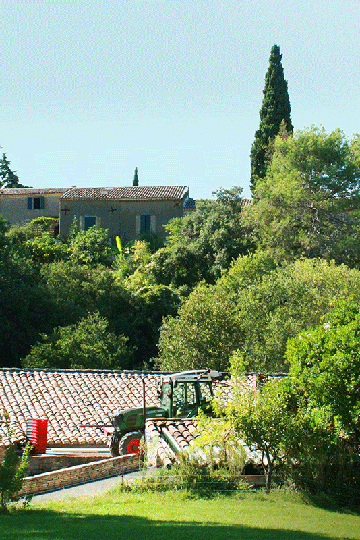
[
  {"x1": 146, "y1": 419, "x2": 200, "y2": 466},
  {"x1": 61, "y1": 186, "x2": 189, "y2": 201},
  {"x1": 0, "y1": 369, "x2": 164, "y2": 446},
  {"x1": 0, "y1": 369, "x2": 234, "y2": 448}
]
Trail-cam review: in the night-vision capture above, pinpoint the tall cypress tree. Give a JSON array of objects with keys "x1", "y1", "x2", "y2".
[
  {"x1": 133, "y1": 167, "x2": 139, "y2": 186},
  {"x1": 250, "y1": 45, "x2": 293, "y2": 194}
]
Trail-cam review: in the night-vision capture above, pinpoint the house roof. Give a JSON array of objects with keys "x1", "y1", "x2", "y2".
[
  {"x1": 0, "y1": 368, "x2": 233, "y2": 448},
  {"x1": 60, "y1": 186, "x2": 189, "y2": 201},
  {"x1": 145, "y1": 419, "x2": 200, "y2": 465},
  {"x1": 0, "y1": 188, "x2": 68, "y2": 197},
  {"x1": 0, "y1": 369, "x2": 165, "y2": 446}
]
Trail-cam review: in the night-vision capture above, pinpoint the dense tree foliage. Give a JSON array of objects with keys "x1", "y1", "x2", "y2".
[
  {"x1": 0, "y1": 222, "x2": 57, "y2": 367},
  {"x1": 2, "y1": 123, "x2": 360, "y2": 377},
  {"x1": 157, "y1": 284, "x2": 242, "y2": 372},
  {"x1": 246, "y1": 127, "x2": 360, "y2": 265},
  {"x1": 250, "y1": 44, "x2": 293, "y2": 193},
  {"x1": 0, "y1": 220, "x2": 179, "y2": 368},
  {"x1": 69, "y1": 226, "x2": 115, "y2": 267},
  {"x1": 23, "y1": 312, "x2": 131, "y2": 370},
  {"x1": 0, "y1": 153, "x2": 29, "y2": 188},
  {"x1": 287, "y1": 298, "x2": 360, "y2": 436},
  {"x1": 220, "y1": 372, "x2": 359, "y2": 499},
  {"x1": 221, "y1": 377, "x2": 294, "y2": 492},
  {"x1": 127, "y1": 284, "x2": 181, "y2": 367},
  {"x1": 148, "y1": 187, "x2": 253, "y2": 290},
  {"x1": 220, "y1": 256, "x2": 360, "y2": 372},
  {"x1": 157, "y1": 253, "x2": 360, "y2": 373}
]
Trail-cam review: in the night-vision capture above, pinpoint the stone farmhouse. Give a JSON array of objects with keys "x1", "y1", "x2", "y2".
[
  {"x1": 0, "y1": 186, "x2": 195, "y2": 244},
  {"x1": 59, "y1": 185, "x2": 191, "y2": 244}
]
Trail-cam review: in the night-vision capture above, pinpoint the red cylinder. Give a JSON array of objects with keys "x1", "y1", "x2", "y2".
[{"x1": 26, "y1": 418, "x2": 48, "y2": 454}]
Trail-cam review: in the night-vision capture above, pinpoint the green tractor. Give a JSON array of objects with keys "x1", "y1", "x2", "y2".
[{"x1": 109, "y1": 369, "x2": 223, "y2": 456}]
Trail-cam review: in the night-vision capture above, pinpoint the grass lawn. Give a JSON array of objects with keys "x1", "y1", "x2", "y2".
[{"x1": 1, "y1": 489, "x2": 360, "y2": 540}]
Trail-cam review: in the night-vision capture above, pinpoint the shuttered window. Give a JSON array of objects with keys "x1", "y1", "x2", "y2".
[
  {"x1": 137, "y1": 214, "x2": 156, "y2": 236},
  {"x1": 83, "y1": 216, "x2": 96, "y2": 230},
  {"x1": 140, "y1": 214, "x2": 151, "y2": 233},
  {"x1": 27, "y1": 197, "x2": 44, "y2": 209}
]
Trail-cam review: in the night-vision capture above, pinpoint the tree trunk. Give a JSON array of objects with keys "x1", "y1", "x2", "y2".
[{"x1": 265, "y1": 464, "x2": 272, "y2": 494}]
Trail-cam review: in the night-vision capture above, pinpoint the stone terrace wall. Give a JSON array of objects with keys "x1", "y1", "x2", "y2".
[
  {"x1": 27, "y1": 454, "x2": 106, "y2": 476},
  {"x1": 18, "y1": 454, "x2": 139, "y2": 497}
]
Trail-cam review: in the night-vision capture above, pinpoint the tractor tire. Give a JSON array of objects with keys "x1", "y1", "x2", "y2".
[{"x1": 119, "y1": 431, "x2": 144, "y2": 456}]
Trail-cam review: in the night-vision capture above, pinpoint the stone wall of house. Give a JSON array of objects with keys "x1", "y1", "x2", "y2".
[
  {"x1": 0, "y1": 192, "x2": 64, "y2": 226},
  {"x1": 59, "y1": 198, "x2": 186, "y2": 243},
  {"x1": 18, "y1": 454, "x2": 140, "y2": 497}
]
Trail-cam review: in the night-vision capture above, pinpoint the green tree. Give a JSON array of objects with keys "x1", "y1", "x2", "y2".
[
  {"x1": 23, "y1": 312, "x2": 132, "y2": 370},
  {"x1": 250, "y1": 45, "x2": 293, "y2": 193},
  {"x1": 25, "y1": 233, "x2": 68, "y2": 263},
  {"x1": 149, "y1": 187, "x2": 253, "y2": 290},
  {"x1": 220, "y1": 377, "x2": 294, "y2": 492},
  {"x1": 0, "y1": 153, "x2": 29, "y2": 188},
  {"x1": 219, "y1": 256, "x2": 360, "y2": 372},
  {"x1": 0, "y1": 414, "x2": 32, "y2": 511},
  {"x1": 69, "y1": 226, "x2": 114, "y2": 267},
  {"x1": 0, "y1": 215, "x2": 10, "y2": 252},
  {"x1": 284, "y1": 303, "x2": 360, "y2": 499},
  {"x1": 0, "y1": 255, "x2": 56, "y2": 368},
  {"x1": 286, "y1": 298, "x2": 360, "y2": 437},
  {"x1": 157, "y1": 284, "x2": 242, "y2": 371},
  {"x1": 246, "y1": 127, "x2": 360, "y2": 265},
  {"x1": 133, "y1": 167, "x2": 139, "y2": 186},
  {"x1": 157, "y1": 254, "x2": 360, "y2": 374},
  {"x1": 126, "y1": 283, "x2": 181, "y2": 368},
  {"x1": 40, "y1": 261, "x2": 132, "y2": 330}
]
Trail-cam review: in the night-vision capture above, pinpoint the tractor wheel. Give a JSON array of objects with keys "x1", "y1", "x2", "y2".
[
  {"x1": 109, "y1": 433, "x2": 121, "y2": 457},
  {"x1": 119, "y1": 431, "x2": 144, "y2": 456}
]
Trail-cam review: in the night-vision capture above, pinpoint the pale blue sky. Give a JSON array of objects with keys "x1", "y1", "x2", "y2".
[{"x1": 1, "y1": 0, "x2": 359, "y2": 200}]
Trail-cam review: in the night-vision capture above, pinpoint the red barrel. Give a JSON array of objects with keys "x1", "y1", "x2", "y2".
[{"x1": 26, "y1": 418, "x2": 48, "y2": 454}]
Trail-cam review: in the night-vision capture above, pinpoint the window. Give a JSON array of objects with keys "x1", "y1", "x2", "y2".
[
  {"x1": 83, "y1": 216, "x2": 97, "y2": 231},
  {"x1": 136, "y1": 214, "x2": 156, "y2": 236},
  {"x1": 27, "y1": 197, "x2": 44, "y2": 210},
  {"x1": 140, "y1": 214, "x2": 151, "y2": 234}
]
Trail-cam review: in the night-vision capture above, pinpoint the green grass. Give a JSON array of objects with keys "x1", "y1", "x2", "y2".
[{"x1": 1, "y1": 489, "x2": 360, "y2": 540}]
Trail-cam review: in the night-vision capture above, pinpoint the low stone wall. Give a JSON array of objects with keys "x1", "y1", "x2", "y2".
[
  {"x1": 18, "y1": 454, "x2": 140, "y2": 497},
  {"x1": 241, "y1": 475, "x2": 266, "y2": 486},
  {"x1": 27, "y1": 454, "x2": 106, "y2": 476}
]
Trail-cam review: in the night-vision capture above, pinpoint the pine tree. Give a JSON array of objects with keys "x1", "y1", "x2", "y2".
[
  {"x1": 133, "y1": 167, "x2": 139, "y2": 186},
  {"x1": 250, "y1": 45, "x2": 293, "y2": 194},
  {"x1": 0, "y1": 153, "x2": 29, "y2": 188}
]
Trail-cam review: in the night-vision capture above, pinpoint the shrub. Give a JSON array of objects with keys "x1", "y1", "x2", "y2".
[{"x1": 0, "y1": 414, "x2": 32, "y2": 511}]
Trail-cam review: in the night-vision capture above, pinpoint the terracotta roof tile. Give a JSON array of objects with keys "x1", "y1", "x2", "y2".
[
  {"x1": 145, "y1": 419, "x2": 200, "y2": 465},
  {"x1": 0, "y1": 188, "x2": 68, "y2": 196},
  {"x1": 0, "y1": 369, "x2": 238, "y2": 449},
  {"x1": 0, "y1": 369, "x2": 165, "y2": 446},
  {"x1": 61, "y1": 186, "x2": 188, "y2": 201}
]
